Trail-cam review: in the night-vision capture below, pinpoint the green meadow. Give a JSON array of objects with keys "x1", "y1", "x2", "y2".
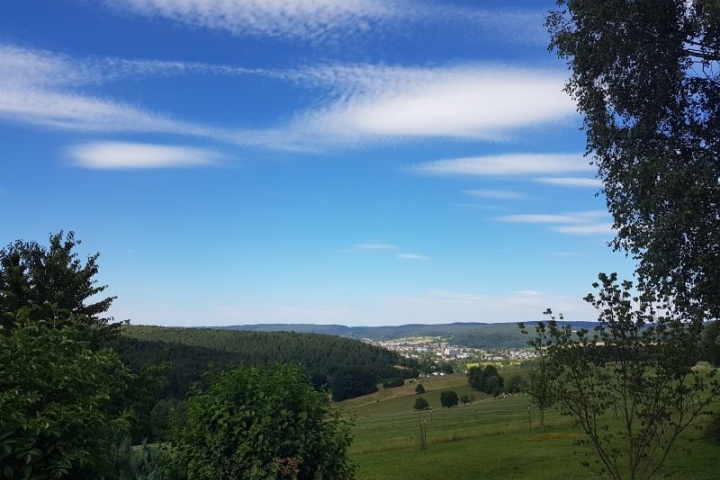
[{"x1": 340, "y1": 372, "x2": 720, "y2": 480}]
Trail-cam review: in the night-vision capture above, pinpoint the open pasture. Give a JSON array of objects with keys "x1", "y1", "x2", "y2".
[
  {"x1": 343, "y1": 370, "x2": 720, "y2": 480},
  {"x1": 350, "y1": 395, "x2": 566, "y2": 453}
]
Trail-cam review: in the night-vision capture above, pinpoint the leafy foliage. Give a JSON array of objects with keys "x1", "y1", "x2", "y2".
[
  {"x1": 413, "y1": 397, "x2": 430, "y2": 411},
  {"x1": 467, "y1": 365, "x2": 504, "y2": 397},
  {"x1": 171, "y1": 363, "x2": 355, "y2": 480},
  {"x1": 439, "y1": 391, "x2": 459, "y2": 408},
  {"x1": 525, "y1": 274, "x2": 720, "y2": 480},
  {"x1": 0, "y1": 231, "x2": 119, "y2": 342},
  {"x1": 0, "y1": 312, "x2": 131, "y2": 480},
  {"x1": 519, "y1": 320, "x2": 558, "y2": 434},
  {"x1": 547, "y1": 0, "x2": 720, "y2": 316},
  {"x1": 504, "y1": 375, "x2": 529, "y2": 394},
  {"x1": 701, "y1": 320, "x2": 720, "y2": 365},
  {"x1": 382, "y1": 377, "x2": 405, "y2": 388},
  {"x1": 415, "y1": 383, "x2": 425, "y2": 394}
]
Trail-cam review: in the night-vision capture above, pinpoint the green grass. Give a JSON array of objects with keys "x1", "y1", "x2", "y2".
[
  {"x1": 350, "y1": 395, "x2": 568, "y2": 453},
  {"x1": 351, "y1": 415, "x2": 720, "y2": 480},
  {"x1": 353, "y1": 429, "x2": 591, "y2": 480},
  {"x1": 340, "y1": 369, "x2": 720, "y2": 480}
]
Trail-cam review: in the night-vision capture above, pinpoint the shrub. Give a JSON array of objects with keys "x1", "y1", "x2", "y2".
[
  {"x1": 414, "y1": 397, "x2": 430, "y2": 410},
  {"x1": 171, "y1": 363, "x2": 355, "y2": 480},
  {"x1": 440, "y1": 390, "x2": 459, "y2": 408},
  {"x1": 382, "y1": 377, "x2": 404, "y2": 388}
]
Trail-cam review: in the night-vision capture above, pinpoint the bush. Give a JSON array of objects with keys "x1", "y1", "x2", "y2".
[
  {"x1": 704, "y1": 413, "x2": 720, "y2": 443},
  {"x1": 0, "y1": 314, "x2": 132, "y2": 480},
  {"x1": 382, "y1": 377, "x2": 404, "y2": 388},
  {"x1": 439, "y1": 390, "x2": 459, "y2": 408},
  {"x1": 171, "y1": 363, "x2": 355, "y2": 480},
  {"x1": 414, "y1": 397, "x2": 430, "y2": 410},
  {"x1": 467, "y1": 365, "x2": 504, "y2": 396},
  {"x1": 415, "y1": 384, "x2": 425, "y2": 394},
  {"x1": 505, "y1": 374, "x2": 529, "y2": 394},
  {"x1": 460, "y1": 394, "x2": 475, "y2": 404}
]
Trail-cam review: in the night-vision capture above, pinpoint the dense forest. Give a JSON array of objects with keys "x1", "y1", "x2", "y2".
[
  {"x1": 115, "y1": 325, "x2": 419, "y2": 401},
  {"x1": 222, "y1": 321, "x2": 601, "y2": 348}
]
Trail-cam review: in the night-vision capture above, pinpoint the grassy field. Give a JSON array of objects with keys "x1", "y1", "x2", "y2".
[{"x1": 338, "y1": 371, "x2": 720, "y2": 480}]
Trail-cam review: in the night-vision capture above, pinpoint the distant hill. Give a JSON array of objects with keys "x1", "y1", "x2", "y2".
[
  {"x1": 116, "y1": 325, "x2": 418, "y2": 400},
  {"x1": 220, "y1": 321, "x2": 600, "y2": 349}
]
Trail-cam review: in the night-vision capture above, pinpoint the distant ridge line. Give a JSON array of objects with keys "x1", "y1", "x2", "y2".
[{"x1": 214, "y1": 321, "x2": 599, "y2": 348}]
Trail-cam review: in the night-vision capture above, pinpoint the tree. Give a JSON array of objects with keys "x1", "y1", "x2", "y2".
[
  {"x1": 171, "y1": 363, "x2": 355, "y2": 480},
  {"x1": 525, "y1": 274, "x2": 720, "y2": 480},
  {"x1": 505, "y1": 374, "x2": 529, "y2": 394},
  {"x1": 460, "y1": 393, "x2": 475, "y2": 405},
  {"x1": 519, "y1": 319, "x2": 558, "y2": 434},
  {"x1": 0, "y1": 311, "x2": 132, "y2": 480},
  {"x1": 414, "y1": 397, "x2": 430, "y2": 410},
  {"x1": 415, "y1": 383, "x2": 425, "y2": 394},
  {"x1": 547, "y1": 1, "x2": 720, "y2": 317},
  {"x1": 439, "y1": 390, "x2": 459, "y2": 408},
  {"x1": 468, "y1": 365, "x2": 504, "y2": 396},
  {"x1": 0, "y1": 231, "x2": 120, "y2": 341},
  {"x1": 0, "y1": 233, "x2": 135, "y2": 479},
  {"x1": 701, "y1": 320, "x2": 720, "y2": 365}
]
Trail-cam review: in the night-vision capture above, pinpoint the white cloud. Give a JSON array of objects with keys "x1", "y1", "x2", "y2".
[
  {"x1": 0, "y1": 45, "x2": 576, "y2": 151},
  {"x1": 413, "y1": 153, "x2": 591, "y2": 177},
  {"x1": 0, "y1": 45, "x2": 217, "y2": 136},
  {"x1": 397, "y1": 253, "x2": 429, "y2": 260},
  {"x1": 103, "y1": 0, "x2": 396, "y2": 41},
  {"x1": 536, "y1": 177, "x2": 603, "y2": 188},
  {"x1": 289, "y1": 65, "x2": 575, "y2": 143},
  {"x1": 497, "y1": 210, "x2": 608, "y2": 224},
  {"x1": 68, "y1": 142, "x2": 222, "y2": 169},
  {"x1": 351, "y1": 242, "x2": 398, "y2": 251},
  {"x1": 515, "y1": 290, "x2": 542, "y2": 296},
  {"x1": 100, "y1": 0, "x2": 548, "y2": 47},
  {"x1": 496, "y1": 210, "x2": 614, "y2": 236},
  {"x1": 498, "y1": 214, "x2": 583, "y2": 224},
  {"x1": 463, "y1": 189, "x2": 526, "y2": 200},
  {"x1": 551, "y1": 223, "x2": 615, "y2": 235}
]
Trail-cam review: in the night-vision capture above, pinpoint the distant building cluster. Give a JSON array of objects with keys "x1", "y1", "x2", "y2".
[{"x1": 362, "y1": 336, "x2": 536, "y2": 364}]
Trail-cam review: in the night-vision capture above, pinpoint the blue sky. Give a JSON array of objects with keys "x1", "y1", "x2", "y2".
[{"x1": 0, "y1": 0, "x2": 636, "y2": 327}]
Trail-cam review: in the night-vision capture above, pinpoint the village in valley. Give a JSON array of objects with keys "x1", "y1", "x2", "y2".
[{"x1": 364, "y1": 336, "x2": 536, "y2": 371}]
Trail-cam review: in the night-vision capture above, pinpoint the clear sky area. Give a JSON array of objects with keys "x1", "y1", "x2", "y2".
[{"x1": 0, "y1": 0, "x2": 637, "y2": 327}]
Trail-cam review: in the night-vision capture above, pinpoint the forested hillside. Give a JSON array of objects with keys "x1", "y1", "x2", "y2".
[
  {"x1": 221, "y1": 321, "x2": 600, "y2": 348},
  {"x1": 116, "y1": 325, "x2": 418, "y2": 401}
]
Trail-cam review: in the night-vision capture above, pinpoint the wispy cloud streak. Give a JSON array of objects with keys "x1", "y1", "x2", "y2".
[
  {"x1": 102, "y1": 0, "x2": 397, "y2": 41},
  {"x1": 99, "y1": 0, "x2": 548, "y2": 46},
  {"x1": 351, "y1": 242, "x2": 398, "y2": 251},
  {"x1": 496, "y1": 210, "x2": 614, "y2": 236},
  {"x1": 463, "y1": 189, "x2": 526, "y2": 200},
  {"x1": 536, "y1": 177, "x2": 603, "y2": 188},
  {"x1": 68, "y1": 142, "x2": 222, "y2": 169},
  {"x1": 413, "y1": 153, "x2": 591, "y2": 177},
  {"x1": 0, "y1": 45, "x2": 576, "y2": 153}
]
